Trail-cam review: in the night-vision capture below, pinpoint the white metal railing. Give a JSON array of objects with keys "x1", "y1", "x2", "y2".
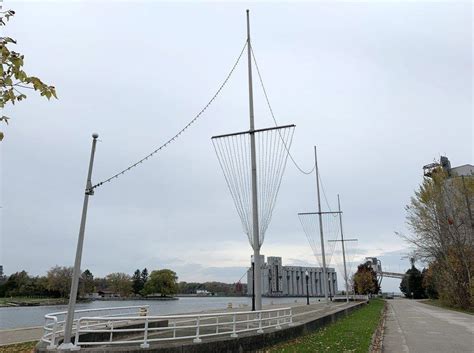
[
  {"x1": 42, "y1": 306, "x2": 293, "y2": 350},
  {"x1": 41, "y1": 305, "x2": 149, "y2": 350}
]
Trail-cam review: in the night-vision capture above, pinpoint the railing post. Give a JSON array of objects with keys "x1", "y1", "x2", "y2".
[
  {"x1": 109, "y1": 321, "x2": 114, "y2": 342},
  {"x1": 216, "y1": 316, "x2": 219, "y2": 334},
  {"x1": 289, "y1": 308, "x2": 294, "y2": 326},
  {"x1": 257, "y1": 312, "x2": 263, "y2": 334},
  {"x1": 173, "y1": 321, "x2": 176, "y2": 338},
  {"x1": 247, "y1": 314, "x2": 250, "y2": 330},
  {"x1": 46, "y1": 320, "x2": 58, "y2": 350},
  {"x1": 230, "y1": 314, "x2": 238, "y2": 338},
  {"x1": 276, "y1": 310, "x2": 281, "y2": 329},
  {"x1": 193, "y1": 316, "x2": 202, "y2": 343},
  {"x1": 140, "y1": 317, "x2": 150, "y2": 348}
]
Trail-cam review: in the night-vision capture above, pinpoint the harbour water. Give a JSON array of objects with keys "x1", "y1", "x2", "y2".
[{"x1": 0, "y1": 296, "x2": 311, "y2": 330}]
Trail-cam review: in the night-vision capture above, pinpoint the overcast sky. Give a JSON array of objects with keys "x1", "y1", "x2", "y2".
[{"x1": 1, "y1": 0, "x2": 472, "y2": 292}]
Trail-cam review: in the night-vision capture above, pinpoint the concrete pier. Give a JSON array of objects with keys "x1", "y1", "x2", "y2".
[{"x1": 30, "y1": 299, "x2": 366, "y2": 352}]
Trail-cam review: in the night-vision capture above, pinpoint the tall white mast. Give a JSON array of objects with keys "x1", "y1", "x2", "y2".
[{"x1": 246, "y1": 9, "x2": 262, "y2": 311}]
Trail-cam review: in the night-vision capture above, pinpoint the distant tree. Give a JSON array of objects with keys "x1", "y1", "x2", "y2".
[
  {"x1": 400, "y1": 167, "x2": 473, "y2": 309},
  {"x1": 177, "y1": 281, "x2": 247, "y2": 296},
  {"x1": 0, "y1": 9, "x2": 57, "y2": 141},
  {"x1": 178, "y1": 281, "x2": 202, "y2": 294},
  {"x1": 106, "y1": 273, "x2": 132, "y2": 297},
  {"x1": 422, "y1": 266, "x2": 438, "y2": 299},
  {"x1": 132, "y1": 269, "x2": 144, "y2": 295},
  {"x1": 81, "y1": 269, "x2": 95, "y2": 296},
  {"x1": 1, "y1": 271, "x2": 29, "y2": 296},
  {"x1": 141, "y1": 268, "x2": 149, "y2": 285},
  {"x1": 46, "y1": 266, "x2": 73, "y2": 298},
  {"x1": 400, "y1": 265, "x2": 425, "y2": 299},
  {"x1": 93, "y1": 277, "x2": 108, "y2": 292},
  {"x1": 352, "y1": 262, "x2": 380, "y2": 295},
  {"x1": 143, "y1": 269, "x2": 178, "y2": 297},
  {"x1": 0, "y1": 271, "x2": 52, "y2": 297}
]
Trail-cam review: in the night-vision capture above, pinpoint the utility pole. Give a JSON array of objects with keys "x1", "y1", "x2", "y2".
[
  {"x1": 59, "y1": 133, "x2": 99, "y2": 350},
  {"x1": 246, "y1": 9, "x2": 262, "y2": 311},
  {"x1": 314, "y1": 146, "x2": 329, "y2": 303},
  {"x1": 329, "y1": 195, "x2": 357, "y2": 302}
]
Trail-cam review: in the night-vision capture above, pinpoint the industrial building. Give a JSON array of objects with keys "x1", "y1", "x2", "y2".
[{"x1": 247, "y1": 255, "x2": 337, "y2": 297}]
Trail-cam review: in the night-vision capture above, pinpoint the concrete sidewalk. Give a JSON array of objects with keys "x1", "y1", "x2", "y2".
[
  {"x1": 383, "y1": 299, "x2": 474, "y2": 353},
  {"x1": 0, "y1": 326, "x2": 44, "y2": 346},
  {"x1": 0, "y1": 300, "x2": 356, "y2": 346}
]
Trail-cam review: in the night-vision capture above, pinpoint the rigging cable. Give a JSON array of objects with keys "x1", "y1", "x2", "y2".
[
  {"x1": 251, "y1": 46, "x2": 315, "y2": 176},
  {"x1": 251, "y1": 46, "x2": 335, "y2": 213},
  {"x1": 89, "y1": 41, "x2": 248, "y2": 191}
]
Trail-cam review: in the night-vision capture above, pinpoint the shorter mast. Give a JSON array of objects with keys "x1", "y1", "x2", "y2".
[
  {"x1": 328, "y1": 195, "x2": 357, "y2": 302},
  {"x1": 338, "y1": 195, "x2": 349, "y2": 303},
  {"x1": 314, "y1": 146, "x2": 329, "y2": 303}
]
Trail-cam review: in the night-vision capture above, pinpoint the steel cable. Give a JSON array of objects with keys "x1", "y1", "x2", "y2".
[
  {"x1": 251, "y1": 46, "x2": 336, "y2": 213},
  {"x1": 90, "y1": 41, "x2": 248, "y2": 191}
]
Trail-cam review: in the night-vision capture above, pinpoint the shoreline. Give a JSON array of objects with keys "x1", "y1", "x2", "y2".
[{"x1": 0, "y1": 295, "x2": 251, "y2": 308}]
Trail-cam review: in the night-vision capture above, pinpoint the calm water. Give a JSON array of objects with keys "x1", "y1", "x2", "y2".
[{"x1": 0, "y1": 297, "x2": 309, "y2": 330}]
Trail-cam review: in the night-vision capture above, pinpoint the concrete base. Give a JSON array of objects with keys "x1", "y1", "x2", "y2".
[{"x1": 56, "y1": 343, "x2": 80, "y2": 351}]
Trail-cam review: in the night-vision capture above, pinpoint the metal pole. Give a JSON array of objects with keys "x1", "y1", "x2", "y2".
[
  {"x1": 305, "y1": 272, "x2": 309, "y2": 305},
  {"x1": 60, "y1": 133, "x2": 98, "y2": 350},
  {"x1": 251, "y1": 259, "x2": 255, "y2": 311},
  {"x1": 314, "y1": 146, "x2": 329, "y2": 303},
  {"x1": 247, "y1": 9, "x2": 262, "y2": 311},
  {"x1": 337, "y1": 195, "x2": 349, "y2": 303}
]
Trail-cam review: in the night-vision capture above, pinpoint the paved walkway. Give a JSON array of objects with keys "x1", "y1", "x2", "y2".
[
  {"x1": 0, "y1": 299, "x2": 358, "y2": 346},
  {"x1": 0, "y1": 326, "x2": 44, "y2": 346},
  {"x1": 383, "y1": 299, "x2": 474, "y2": 353}
]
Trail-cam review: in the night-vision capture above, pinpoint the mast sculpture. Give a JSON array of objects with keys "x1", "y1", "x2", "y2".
[
  {"x1": 212, "y1": 10, "x2": 295, "y2": 312},
  {"x1": 314, "y1": 146, "x2": 329, "y2": 303},
  {"x1": 246, "y1": 9, "x2": 262, "y2": 311}
]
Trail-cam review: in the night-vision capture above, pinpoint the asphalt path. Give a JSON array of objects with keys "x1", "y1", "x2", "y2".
[{"x1": 384, "y1": 299, "x2": 473, "y2": 353}]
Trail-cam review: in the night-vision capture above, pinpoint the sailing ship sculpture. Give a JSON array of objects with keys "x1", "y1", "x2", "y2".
[{"x1": 212, "y1": 10, "x2": 295, "y2": 311}]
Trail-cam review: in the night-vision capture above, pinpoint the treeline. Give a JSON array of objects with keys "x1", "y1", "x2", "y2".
[
  {"x1": 0, "y1": 267, "x2": 179, "y2": 298},
  {"x1": 178, "y1": 281, "x2": 247, "y2": 296},
  {"x1": 0, "y1": 267, "x2": 246, "y2": 298},
  {"x1": 399, "y1": 264, "x2": 436, "y2": 299}
]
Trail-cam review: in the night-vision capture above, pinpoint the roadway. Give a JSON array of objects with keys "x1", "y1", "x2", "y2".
[{"x1": 383, "y1": 298, "x2": 474, "y2": 353}]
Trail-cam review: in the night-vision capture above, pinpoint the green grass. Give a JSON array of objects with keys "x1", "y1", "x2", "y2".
[
  {"x1": 268, "y1": 299, "x2": 385, "y2": 353},
  {"x1": 0, "y1": 296, "x2": 69, "y2": 306},
  {"x1": 0, "y1": 341, "x2": 37, "y2": 353},
  {"x1": 420, "y1": 299, "x2": 474, "y2": 315}
]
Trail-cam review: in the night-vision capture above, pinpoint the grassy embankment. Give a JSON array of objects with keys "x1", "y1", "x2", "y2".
[
  {"x1": 421, "y1": 299, "x2": 474, "y2": 315},
  {"x1": 0, "y1": 297, "x2": 68, "y2": 307},
  {"x1": 0, "y1": 341, "x2": 37, "y2": 353},
  {"x1": 268, "y1": 298, "x2": 385, "y2": 353}
]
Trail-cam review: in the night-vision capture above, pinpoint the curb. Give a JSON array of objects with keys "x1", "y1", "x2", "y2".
[{"x1": 369, "y1": 301, "x2": 387, "y2": 353}]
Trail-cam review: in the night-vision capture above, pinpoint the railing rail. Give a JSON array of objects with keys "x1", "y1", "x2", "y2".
[
  {"x1": 42, "y1": 305, "x2": 292, "y2": 350},
  {"x1": 41, "y1": 305, "x2": 149, "y2": 349}
]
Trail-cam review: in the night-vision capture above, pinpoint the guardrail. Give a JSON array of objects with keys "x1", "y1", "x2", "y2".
[
  {"x1": 41, "y1": 305, "x2": 148, "y2": 350},
  {"x1": 42, "y1": 306, "x2": 293, "y2": 350}
]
